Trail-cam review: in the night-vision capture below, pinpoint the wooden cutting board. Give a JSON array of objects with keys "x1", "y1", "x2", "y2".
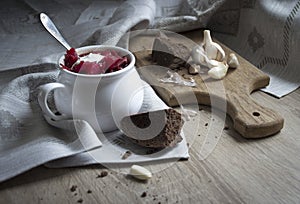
[{"x1": 129, "y1": 31, "x2": 284, "y2": 138}]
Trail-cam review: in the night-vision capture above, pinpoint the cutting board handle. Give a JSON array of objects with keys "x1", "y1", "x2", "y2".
[{"x1": 227, "y1": 92, "x2": 284, "y2": 138}]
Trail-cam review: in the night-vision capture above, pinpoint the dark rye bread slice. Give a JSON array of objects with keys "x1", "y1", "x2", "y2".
[
  {"x1": 120, "y1": 108, "x2": 184, "y2": 148},
  {"x1": 152, "y1": 34, "x2": 190, "y2": 68}
]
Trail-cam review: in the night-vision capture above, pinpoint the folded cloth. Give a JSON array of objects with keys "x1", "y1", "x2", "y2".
[
  {"x1": 0, "y1": 69, "x2": 102, "y2": 183},
  {"x1": 45, "y1": 82, "x2": 189, "y2": 168},
  {"x1": 151, "y1": 0, "x2": 300, "y2": 97},
  {"x1": 207, "y1": 0, "x2": 300, "y2": 97},
  {"x1": 1, "y1": 0, "x2": 299, "y2": 95},
  {"x1": 0, "y1": 0, "x2": 156, "y2": 71},
  {"x1": 0, "y1": 0, "x2": 157, "y2": 182}
]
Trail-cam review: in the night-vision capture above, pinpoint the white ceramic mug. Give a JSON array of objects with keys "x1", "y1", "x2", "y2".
[{"x1": 38, "y1": 45, "x2": 144, "y2": 133}]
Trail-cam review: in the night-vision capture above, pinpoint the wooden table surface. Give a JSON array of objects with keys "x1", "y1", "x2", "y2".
[{"x1": 1, "y1": 30, "x2": 300, "y2": 204}]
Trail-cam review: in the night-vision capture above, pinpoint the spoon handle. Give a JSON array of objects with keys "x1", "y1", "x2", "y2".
[{"x1": 40, "y1": 13, "x2": 72, "y2": 50}]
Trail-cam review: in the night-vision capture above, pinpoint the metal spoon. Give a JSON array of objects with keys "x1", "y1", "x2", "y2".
[{"x1": 40, "y1": 13, "x2": 71, "y2": 50}]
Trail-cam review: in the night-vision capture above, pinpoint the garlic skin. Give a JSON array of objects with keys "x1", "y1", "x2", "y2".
[
  {"x1": 188, "y1": 63, "x2": 200, "y2": 74},
  {"x1": 191, "y1": 45, "x2": 206, "y2": 65},
  {"x1": 203, "y1": 30, "x2": 225, "y2": 61},
  {"x1": 227, "y1": 53, "x2": 239, "y2": 68},
  {"x1": 129, "y1": 165, "x2": 152, "y2": 180},
  {"x1": 208, "y1": 62, "x2": 229, "y2": 79}
]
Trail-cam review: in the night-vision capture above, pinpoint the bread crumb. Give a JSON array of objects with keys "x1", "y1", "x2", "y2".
[
  {"x1": 70, "y1": 185, "x2": 77, "y2": 192},
  {"x1": 96, "y1": 171, "x2": 108, "y2": 178},
  {"x1": 141, "y1": 191, "x2": 147, "y2": 198},
  {"x1": 223, "y1": 126, "x2": 229, "y2": 130},
  {"x1": 121, "y1": 150, "x2": 132, "y2": 160}
]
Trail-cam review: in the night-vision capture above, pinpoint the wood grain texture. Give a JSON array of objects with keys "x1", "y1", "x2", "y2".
[
  {"x1": 0, "y1": 30, "x2": 299, "y2": 204},
  {"x1": 133, "y1": 32, "x2": 284, "y2": 138}
]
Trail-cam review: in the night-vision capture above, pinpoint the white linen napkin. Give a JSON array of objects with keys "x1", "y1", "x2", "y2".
[
  {"x1": 45, "y1": 82, "x2": 189, "y2": 168},
  {"x1": 0, "y1": 70, "x2": 102, "y2": 182},
  {"x1": 0, "y1": 0, "x2": 157, "y2": 182}
]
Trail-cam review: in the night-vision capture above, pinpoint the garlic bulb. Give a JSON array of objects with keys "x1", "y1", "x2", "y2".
[
  {"x1": 203, "y1": 30, "x2": 225, "y2": 61},
  {"x1": 189, "y1": 29, "x2": 234, "y2": 80},
  {"x1": 191, "y1": 46, "x2": 218, "y2": 68}
]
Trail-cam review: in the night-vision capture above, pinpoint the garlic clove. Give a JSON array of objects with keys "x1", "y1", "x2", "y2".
[
  {"x1": 129, "y1": 165, "x2": 152, "y2": 180},
  {"x1": 208, "y1": 62, "x2": 229, "y2": 79},
  {"x1": 227, "y1": 53, "x2": 239, "y2": 68},
  {"x1": 191, "y1": 46, "x2": 220, "y2": 69},
  {"x1": 203, "y1": 30, "x2": 225, "y2": 61},
  {"x1": 205, "y1": 58, "x2": 222, "y2": 69}
]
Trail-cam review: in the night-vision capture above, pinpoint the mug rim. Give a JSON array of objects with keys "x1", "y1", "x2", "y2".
[{"x1": 58, "y1": 45, "x2": 136, "y2": 78}]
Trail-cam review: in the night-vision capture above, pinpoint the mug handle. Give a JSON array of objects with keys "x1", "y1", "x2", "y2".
[{"x1": 38, "y1": 83, "x2": 68, "y2": 121}]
